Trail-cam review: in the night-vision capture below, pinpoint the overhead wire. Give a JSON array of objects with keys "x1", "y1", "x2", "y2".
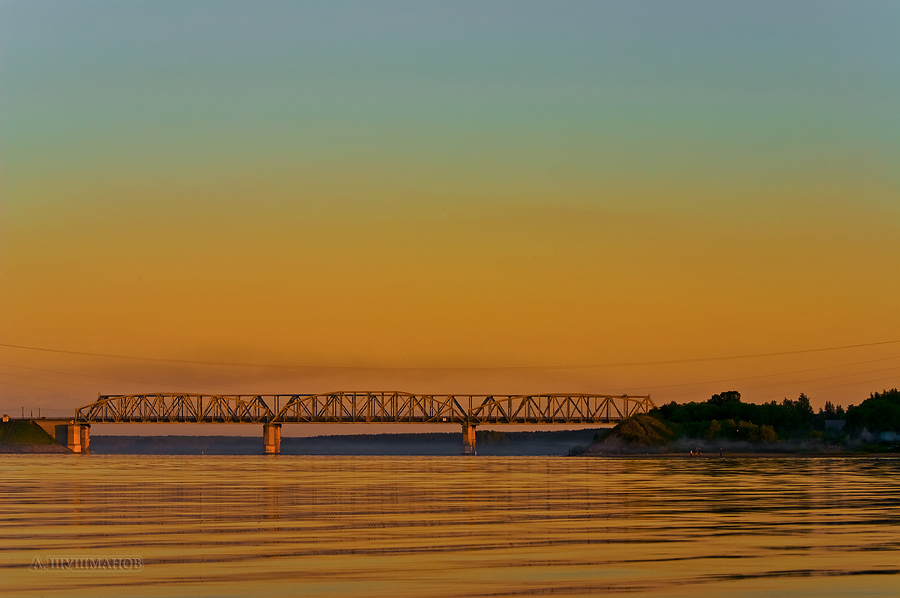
[
  {"x1": 0, "y1": 361, "x2": 163, "y2": 386},
  {"x1": 1, "y1": 338, "x2": 900, "y2": 371},
  {"x1": 614, "y1": 354, "x2": 900, "y2": 393}
]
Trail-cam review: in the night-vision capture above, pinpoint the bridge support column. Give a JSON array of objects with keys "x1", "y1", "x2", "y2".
[
  {"x1": 263, "y1": 423, "x2": 282, "y2": 455},
  {"x1": 66, "y1": 424, "x2": 82, "y2": 453},
  {"x1": 80, "y1": 424, "x2": 90, "y2": 453},
  {"x1": 462, "y1": 424, "x2": 476, "y2": 455}
]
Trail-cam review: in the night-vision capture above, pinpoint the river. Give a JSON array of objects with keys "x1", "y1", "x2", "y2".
[{"x1": 2, "y1": 455, "x2": 899, "y2": 597}]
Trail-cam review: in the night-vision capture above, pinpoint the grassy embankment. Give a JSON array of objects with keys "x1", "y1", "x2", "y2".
[{"x1": 0, "y1": 420, "x2": 70, "y2": 453}]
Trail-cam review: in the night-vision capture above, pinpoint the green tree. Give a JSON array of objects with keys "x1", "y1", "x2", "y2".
[
  {"x1": 705, "y1": 420, "x2": 721, "y2": 440},
  {"x1": 796, "y1": 393, "x2": 814, "y2": 422},
  {"x1": 709, "y1": 391, "x2": 741, "y2": 406},
  {"x1": 846, "y1": 389, "x2": 900, "y2": 433}
]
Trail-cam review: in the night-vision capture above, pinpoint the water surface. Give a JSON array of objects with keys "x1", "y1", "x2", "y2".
[{"x1": 2, "y1": 456, "x2": 899, "y2": 597}]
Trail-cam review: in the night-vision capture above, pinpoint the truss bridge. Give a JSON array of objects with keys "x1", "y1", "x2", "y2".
[{"x1": 69, "y1": 391, "x2": 655, "y2": 454}]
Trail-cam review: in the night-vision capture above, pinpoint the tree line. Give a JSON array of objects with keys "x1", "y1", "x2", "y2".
[{"x1": 653, "y1": 388, "x2": 900, "y2": 443}]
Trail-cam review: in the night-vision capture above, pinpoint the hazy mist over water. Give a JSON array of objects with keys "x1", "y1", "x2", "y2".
[{"x1": 2, "y1": 456, "x2": 900, "y2": 597}]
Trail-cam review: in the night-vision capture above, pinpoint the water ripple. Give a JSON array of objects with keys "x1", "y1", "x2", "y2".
[{"x1": 2, "y1": 455, "x2": 899, "y2": 597}]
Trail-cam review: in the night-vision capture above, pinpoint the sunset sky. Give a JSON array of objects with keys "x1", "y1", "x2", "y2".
[{"x1": 1, "y1": 1, "x2": 899, "y2": 420}]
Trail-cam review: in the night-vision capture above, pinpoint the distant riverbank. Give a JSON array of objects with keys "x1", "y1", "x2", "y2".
[
  {"x1": 578, "y1": 452, "x2": 900, "y2": 459},
  {"x1": 85, "y1": 428, "x2": 605, "y2": 456},
  {"x1": 0, "y1": 420, "x2": 607, "y2": 455},
  {"x1": 577, "y1": 390, "x2": 900, "y2": 457}
]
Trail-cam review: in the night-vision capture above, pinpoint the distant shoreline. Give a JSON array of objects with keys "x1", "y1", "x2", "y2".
[
  {"x1": 3, "y1": 418, "x2": 896, "y2": 457},
  {"x1": 2, "y1": 449, "x2": 897, "y2": 458},
  {"x1": 0, "y1": 444, "x2": 70, "y2": 454},
  {"x1": 54, "y1": 429, "x2": 604, "y2": 456},
  {"x1": 578, "y1": 452, "x2": 900, "y2": 458}
]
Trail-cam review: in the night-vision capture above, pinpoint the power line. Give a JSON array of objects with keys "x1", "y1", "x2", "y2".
[
  {"x1": 732, "y1": 364, "x2": 900, "y2": 393},
  {"x1": 0, "y1": 377, "x2": 61, "y2": 392},
  {"x1": 756, "y1": 373, "x2": 900, "y2": 402},
  {"x1": 0, "y1": 361, "x2": 160, "y2": 386},
  {"x1": 1, "y1": 339, "x2": 900, "y2": 371},
  {"x1": 805, "y1": 374, "x2": 900, "y2": 392},
  {"x1": 615, "y1": 354, "x2": 900, "y2": 393}
]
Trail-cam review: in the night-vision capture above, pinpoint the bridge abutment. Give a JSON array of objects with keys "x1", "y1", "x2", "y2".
[
  {"x1": 263, "y1": 423, "x2": 282, "y2": 455},
  {"x1": 462, "y1": 423, "x2": 476, "y2": 455}
]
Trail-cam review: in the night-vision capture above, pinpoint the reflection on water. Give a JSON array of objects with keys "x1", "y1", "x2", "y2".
[{"x1": 1, "y1": 456, "x2": 899, "y2": 597}]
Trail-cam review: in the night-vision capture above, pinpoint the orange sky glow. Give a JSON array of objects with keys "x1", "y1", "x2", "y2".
[{"x1": 2, "y1": 2, "x2": 899, "y2": 420}]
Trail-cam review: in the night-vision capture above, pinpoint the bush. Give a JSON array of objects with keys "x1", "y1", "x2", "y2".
[
  {"x1": 758, "y1": 425, "x2": 778, "y2": 443},
  {"x1": 609, "y1": 414, "x2": 675, "y2": 446}
]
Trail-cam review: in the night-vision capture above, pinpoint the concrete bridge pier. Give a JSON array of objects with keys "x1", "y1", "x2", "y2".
[
  {"x1": 66, "y1": 424, "x2": 89, "y2": 453},
  {"x1": 80, "y1": 425, "x2": 90, "y2": 453},
  {"x1": 462, "y1": 423, "x2": 476, "y2": 455},
  {"x1": 263, "y1": 423, "x2": 282, "y2": 455}
]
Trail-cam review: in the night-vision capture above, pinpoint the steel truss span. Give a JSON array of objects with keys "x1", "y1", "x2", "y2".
[
  {"x1": 75, "y1": 392, "x2": 654, "y2": 425},
  {"x1": 75, "y1": 393, "x2": 275, "y2": 423}
]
